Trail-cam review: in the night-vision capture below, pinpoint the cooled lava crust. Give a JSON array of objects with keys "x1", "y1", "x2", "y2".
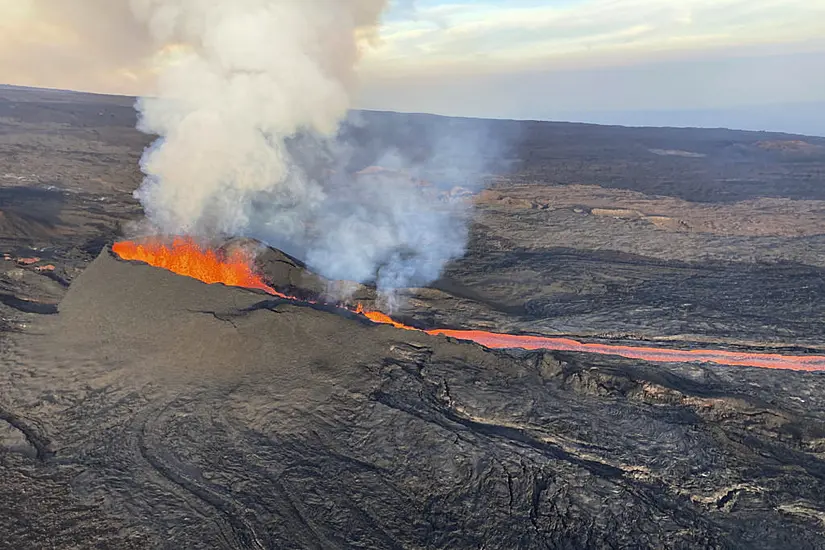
[{"x1": 25, "y1": 244, "x2": 825, "y2": 548}]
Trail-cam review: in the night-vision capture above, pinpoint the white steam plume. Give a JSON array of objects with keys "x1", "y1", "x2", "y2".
[
  {"x1": 0, "y1": 0, "x2": 496, "y2": 304},
  {"x1": 0, "y1": 1, "x2": 498, "y2": 303},
  {"x1": 125, "y1": 0, "x2": 493, "y2": 303},
  {"x1": 131, "y1": 0, "x2": 386, "y2": 235}
]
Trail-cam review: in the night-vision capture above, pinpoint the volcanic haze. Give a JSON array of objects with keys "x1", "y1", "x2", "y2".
[
  {"x1": 5, "y1": 1, "x2": 482, "y2": 301},
  {"x1": 127, "y1": 0, "x2": 475, "y2": 301}
]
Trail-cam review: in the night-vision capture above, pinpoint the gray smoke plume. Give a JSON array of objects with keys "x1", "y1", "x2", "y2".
[
  {"x1": 241, "y1": 111, "x2": 501, "y2": 306},
  {"x1": 127, "y1": 0, "x2": 498, "y2": 304},
  {"x1": 4, "y1": 1, "x2": 499, "y2": 304}
]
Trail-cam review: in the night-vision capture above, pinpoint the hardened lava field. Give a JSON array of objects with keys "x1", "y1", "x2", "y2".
[{"x1": 3, "y1": 86, "x2": 825, "y2": 548}]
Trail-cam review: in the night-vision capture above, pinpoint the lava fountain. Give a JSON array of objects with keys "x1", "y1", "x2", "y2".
[
  {"x1": 112, "y1": 238, "x2": 286, "y2": 297},
  {"x1": 112, "y1": 239, "x2": 825, "y2": 373}
]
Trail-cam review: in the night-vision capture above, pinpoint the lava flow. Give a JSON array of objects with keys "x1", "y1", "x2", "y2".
[
  {"x1": 112, "y1": 239, "x2": 825, "y2": 373},
  {"x1": 112, "y1": 237, "x2": 287, "y2": 297}
]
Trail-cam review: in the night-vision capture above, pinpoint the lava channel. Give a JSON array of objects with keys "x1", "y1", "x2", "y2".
[{"x1": 112, "y1": 238, "x2": 825, "y2": 373}]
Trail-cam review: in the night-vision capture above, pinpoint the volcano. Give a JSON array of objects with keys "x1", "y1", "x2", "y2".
[
  {"x1": 12, "y1": 241, "x2": 814, "y2": 548},
  {"x1": 104, "y1": 238, "x2": 825, "y2": 373}
]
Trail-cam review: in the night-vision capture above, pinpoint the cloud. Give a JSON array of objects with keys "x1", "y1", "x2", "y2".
[{"x1": 361, "y1": 0, "x2": 825, "y2": 76}]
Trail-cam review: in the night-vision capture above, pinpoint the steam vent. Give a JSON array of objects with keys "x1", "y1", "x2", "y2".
[{"x1": 33, "y1": 242, "x2": 825, "y2": 547}]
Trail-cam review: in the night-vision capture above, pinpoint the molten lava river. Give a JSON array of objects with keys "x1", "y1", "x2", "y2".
[{"x1": 112, "y1": 238, "x2": 825, "y2": 373}]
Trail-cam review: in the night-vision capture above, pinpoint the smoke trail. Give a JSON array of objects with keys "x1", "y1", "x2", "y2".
[
  {"x1": 128, "y1": 0, "x2": 491, "y2": 302},
  {"x1": 2, "y1": 0, "x2": 499, "y2": 302}
]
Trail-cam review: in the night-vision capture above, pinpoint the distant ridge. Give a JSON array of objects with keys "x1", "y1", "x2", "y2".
[
  {"x1": 2, "y1": 83, "x2": 824, "y2": 141},
  {"x1": 553, "y1": 101, "x2": 825, "y2": 138},
  {"x1": 0, "y1": 83, "x2": 136, "y2": 105}
]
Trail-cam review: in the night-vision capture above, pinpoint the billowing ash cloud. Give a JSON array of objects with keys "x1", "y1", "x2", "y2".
[
  {"x1": 6, "y1": 1, "x2": 502, "y2": 302},
  {"x1": 128, "y1": 0, "x2": 499, "y2": 301}
]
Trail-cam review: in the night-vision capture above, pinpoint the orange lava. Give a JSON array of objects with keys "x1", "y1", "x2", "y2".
[
  {"x1": 112, "y1": 239, "x2": 825, "y2": 373},
  {"x1": 112, "y1": 238, "x2": 285, "y2": 297},
  {"x1": 420, "y1": 330, "x2": 825, "y2": 372},
  {"x1": 354, "y1": 303, "x2": 413, "y2": 330}
]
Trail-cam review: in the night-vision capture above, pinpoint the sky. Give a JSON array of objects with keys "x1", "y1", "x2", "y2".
[
  {"x1": 361, "y1": 0, "x2": 825, "y2": 135},
  {"x1": 1, "y1": 0, "x2": 824, "y2": 135}
]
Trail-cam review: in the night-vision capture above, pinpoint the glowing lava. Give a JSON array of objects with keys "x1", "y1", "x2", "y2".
[
  {"x1": 354, "y1": 303, "x2": 412, "y2": 330},
  {"x1": 419, "y1": 331, "x2": 825, "y2": 372},
  {"x1": 112, "y1": 239, "x2": 825, "y2": 373},
  {"x1": 112, "y1": 238, "x2": 286, "y2": 297}
]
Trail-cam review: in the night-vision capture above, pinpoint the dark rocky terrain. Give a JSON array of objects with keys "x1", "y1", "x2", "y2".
[{"x1": 3, "y1": 85, "x2": 825, "y2": 548}]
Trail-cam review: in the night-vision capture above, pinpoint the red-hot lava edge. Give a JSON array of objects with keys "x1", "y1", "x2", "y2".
[{"x1": 111, "y1": 238, "x2": 825, "y2": 373}]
